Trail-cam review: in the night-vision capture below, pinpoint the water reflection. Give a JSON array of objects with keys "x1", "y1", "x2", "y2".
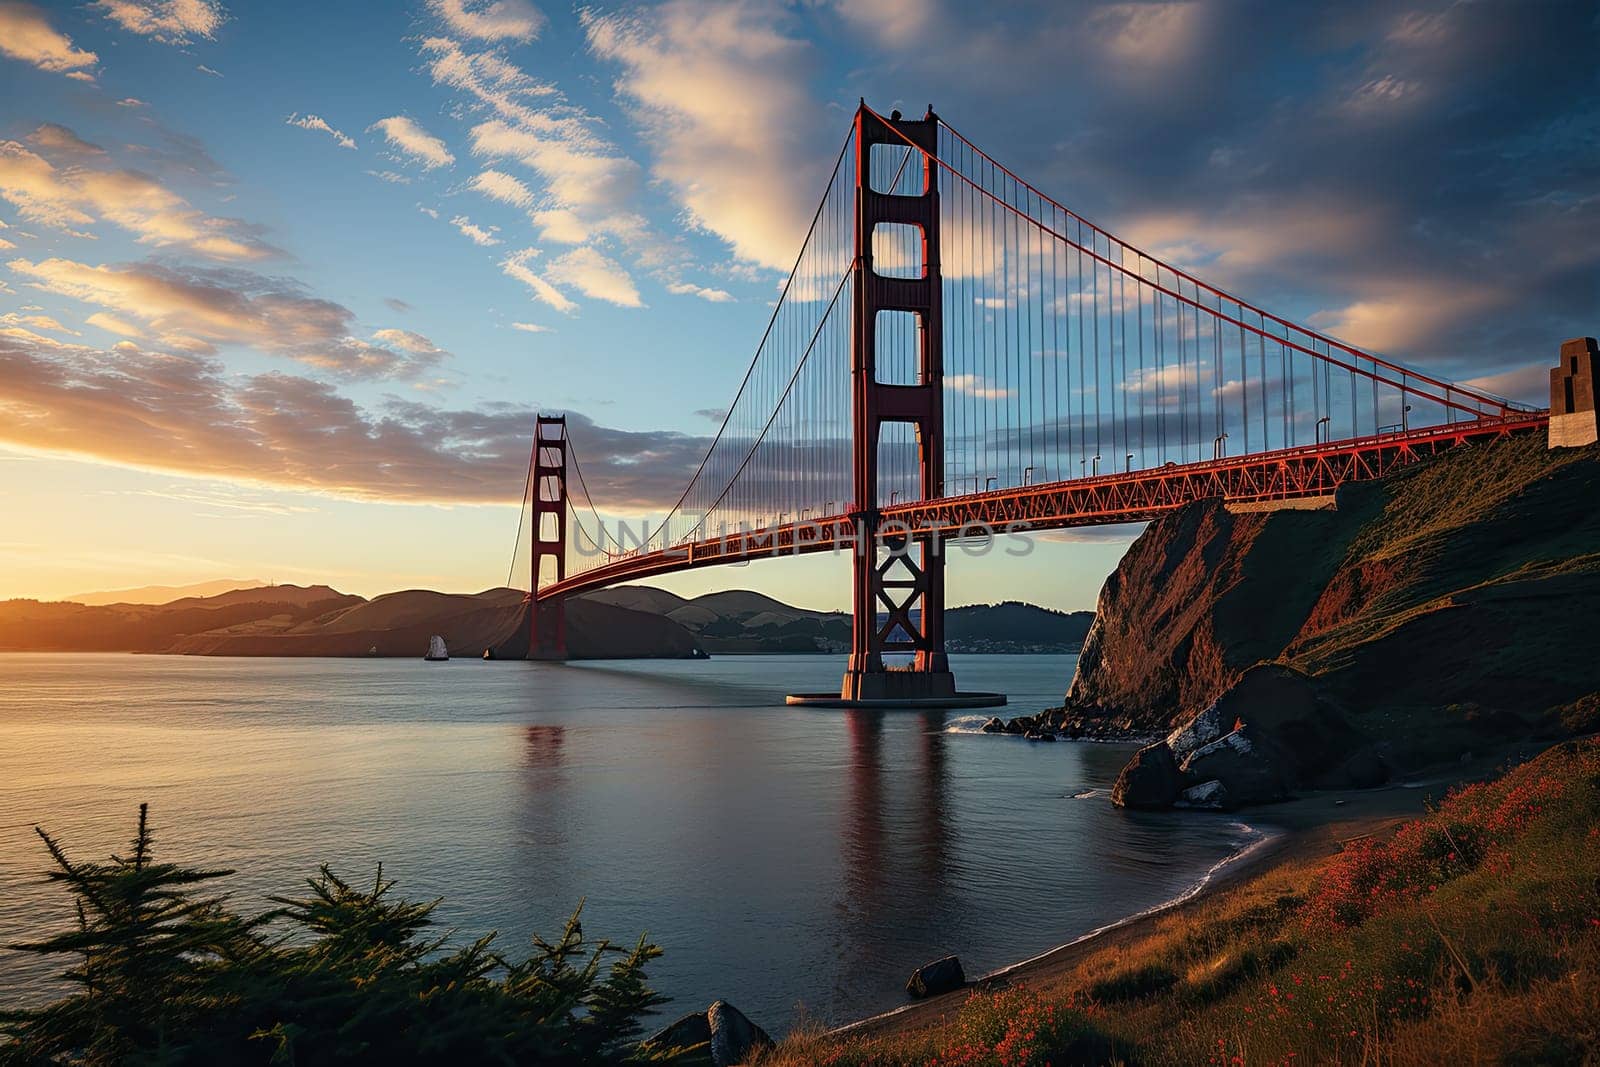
[
  {"x1": 834, "y1": 709, "x2": 956, "y2": 999},
  {"x1": 519, "y1": 724, "x2": 568, "y2": 855}
]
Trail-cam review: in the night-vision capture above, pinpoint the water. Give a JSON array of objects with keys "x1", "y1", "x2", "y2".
[{"x1": 0, "y1": 653, "x2": 1257, "y2": 1029}]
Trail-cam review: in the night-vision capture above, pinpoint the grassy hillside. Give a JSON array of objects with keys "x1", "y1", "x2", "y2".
[
  {"x1": 1066, "y1": 436, "x2": 1600, "y2": 755},
  {"x1": 765, "y1": 738, "x2": 1600, "y2": 1065}
]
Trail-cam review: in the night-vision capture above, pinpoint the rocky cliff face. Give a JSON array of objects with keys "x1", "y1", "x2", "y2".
[{"x1": 1065, "y1": 435, "x2": 1600, "y2": 799}]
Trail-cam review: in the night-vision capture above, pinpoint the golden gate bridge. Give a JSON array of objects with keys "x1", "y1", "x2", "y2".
[{"x1": 495, "y1": 103, "x2": 1546, "y2": 707}]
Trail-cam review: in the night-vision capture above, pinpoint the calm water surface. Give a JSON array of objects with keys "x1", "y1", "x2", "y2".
[{"x1": 0, "y1": 653, "x2": 1255, "y2": 1029}]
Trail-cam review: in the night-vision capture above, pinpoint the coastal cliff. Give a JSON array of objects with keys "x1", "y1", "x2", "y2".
[{"x1": 1061, "y1": 435, "x2": 1600, "y2": 806}]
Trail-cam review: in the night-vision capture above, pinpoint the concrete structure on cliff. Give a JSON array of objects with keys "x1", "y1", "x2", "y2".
[{"x1": 1550, "y1": 337, "x2": 1599, "y2": 449}]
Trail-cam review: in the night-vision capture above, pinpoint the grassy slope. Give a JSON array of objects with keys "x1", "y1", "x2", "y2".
[{"x1": 763, "y1": 738, "x2": 1600, "y2": 1066}]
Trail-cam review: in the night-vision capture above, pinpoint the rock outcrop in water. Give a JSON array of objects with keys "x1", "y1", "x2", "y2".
[{"x1": 1068, "y1": 436, "x2": 1600, "y2": 807}]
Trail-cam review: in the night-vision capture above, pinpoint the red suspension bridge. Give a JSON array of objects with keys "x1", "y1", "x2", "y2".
[{"x1": 498, "y1": 103, "x2": 1547, "y2": 706}]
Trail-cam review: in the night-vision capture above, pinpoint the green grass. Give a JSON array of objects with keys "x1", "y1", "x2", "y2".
[{"x1": 761, "y1": 737, "x2": 1600, "y2": 1066}]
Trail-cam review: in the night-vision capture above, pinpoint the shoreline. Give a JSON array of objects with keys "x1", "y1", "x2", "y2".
[{"x1": 824, "y1": 744, "x2": 1543, "y2": 1043}]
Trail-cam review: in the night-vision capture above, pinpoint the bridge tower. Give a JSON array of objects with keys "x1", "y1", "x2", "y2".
[
  {"x1": 833, "y1": 104, "x2": 1000, "y2": 708},
  {"x1": 529, "y1": 414, "x2": 568, "y2": 660}
]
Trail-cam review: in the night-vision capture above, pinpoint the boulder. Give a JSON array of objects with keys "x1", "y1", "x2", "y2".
[
  {"x1": 1210, "y1": 665, "x2": 1352, "y2": 781},
  {"x1": 906, "y1": 954, "x2": 966, "y2": 998},
  {"x1": 1111, "y1": 742, "x2": 1183, "y2": 809},
  {"x1": 645, "y1": 1010, "x2": 712, "y2": 1052},
  {"x1": 1178, "y1": 725, "x2": 1293, "y2": 807},
  {"x1": 981, "y1": 716, "x2": 1006, "y2": 734},
  {"x1": 1175, "y1": 779, "x2": 1228, "y2": 810},
  {"x1": 707, "y1": 1001, "x2": 773, "y2": 1067},
  {"x1": 1165, "y1": 701, "x2": 1227, "y2": 764}
]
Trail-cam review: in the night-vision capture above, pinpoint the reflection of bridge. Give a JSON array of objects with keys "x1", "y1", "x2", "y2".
[{"x1": 502, "y1": 103, "x2": 1546, "y2": 705}]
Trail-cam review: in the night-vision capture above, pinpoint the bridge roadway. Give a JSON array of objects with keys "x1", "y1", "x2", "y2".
[{"x1": 539, "y1": 413, "x2": 1548, "y2": 603}]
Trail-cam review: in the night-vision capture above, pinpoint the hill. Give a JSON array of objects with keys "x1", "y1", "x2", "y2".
[
  {"x1": 0, "y1": 585, "x2": 702, "y2": 660},
  {"x1": 65, "y1": 578, "x2": 267, "y2": 606},
  {"x1": 579, "y1": 587, "x2": 1091, "y2": 654},
  {"x1": 1059, "y1": 434, "x2": 1600, "y2": 807},
  {"x1": 946, "y1": 601, "x2": 1093, "y2": 652},
  {"x1": 0, "y1": 585, "x2": 361, "y2": 653}
]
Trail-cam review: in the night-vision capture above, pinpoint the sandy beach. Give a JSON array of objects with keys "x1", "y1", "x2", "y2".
[{"x1": 830, "y1": 742, "x2": 1550, "y2": 1042}]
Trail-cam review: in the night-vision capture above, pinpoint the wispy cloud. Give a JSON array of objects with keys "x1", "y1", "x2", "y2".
[
  {"x1": 666, "y1": 281, "x2": 733, "y2": 303},
  {"x1": 95, "y1": 0, "x2": 226, "y2": 45},
  {"x1": 545, "y1": 246, "x2": 642, "y2": 308},
  {"x1": 448, "y1": 213, "x2": 500, "y2": 246},
  {"x1": 0, "y1": 2, "x2": 99, "y2": 78},
  {"x1": 0, "y1": 329, "x2": 709, "y2": 508},
  {"x1": 584, "y1": 2, "x2": 829, "y2": 271},
  {"x1": 427, "y1": 0, "x2": 543, "y2": 42},
  {"x1": 498, "y1": 246, "x2": 642, "y2": 312},
  {"x1": 286, "y1": 113, "x2": 357, "y2": 150},
  {"x1": 369, "y1": 116, "x2": 454, "y2": 170},
  {"x1": 501, "y1": 248, "x2": 575, "y2": 313},
  {"x1": 10, "y1": 256, "x2": 449, "y2": 379},
  {"x1": 0, "y1": 125, "x2": 275, "y2": 260}
]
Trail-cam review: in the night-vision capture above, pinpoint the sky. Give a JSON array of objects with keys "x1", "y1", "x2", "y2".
[{"x1": 0, "y1": 0, "x2": 1595, "y2": 610}]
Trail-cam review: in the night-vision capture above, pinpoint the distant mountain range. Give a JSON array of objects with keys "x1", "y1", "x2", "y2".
[
  {"x1": 64, "y1": 578, "x2": 268, "y2": 606},
  {"x1": 0, "y1": 583, "x2": 1089, "y2": 658}
]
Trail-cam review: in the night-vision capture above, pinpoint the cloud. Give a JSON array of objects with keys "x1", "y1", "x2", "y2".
[
  {"x1": 95, "y1": 0, "x2": 225, "y2": 44},
  {"x1": 421, "y1": 34, "x2": 652, "y2": 248},
  {"x1": 448, "y1": 214, "x2": 500, "y2": 246},
  {"x1": 501, "y1": 248, "x2": 575, "y2": 313},
  {"x1": 370, "y1": 328, "x2": 448, "y2": 358},
  {"x1": 0, "y1": 310, "x2": 77, "y2": 334},
  {"x1": 0, "y1": 2, "x2": 98, "y2": 77},
  {"x1": 0, "y1": 329, "x2": 711, "y2": 508},
  {"x1": 427, "y1": 0, "x2": 543, "y2": 42},
  {"x1": 384, "y1": 297, "x2": 412, "y2": 313},
  {"x1": 86, "y1": 311, "x2": 143, "y2": 336},
  {"x1": 286, "y1": 113, "x2": 357, "y2": 150},
  {"x1": 117, "y1": 97, "x2": 146, "y2": 107},
  {"x1": 510, "y1": 321, "x2": 550, "y2": 333},
  {"x1": 544, "y1": 246, "x2": 642, "y2": 308},
  {"x1": 1462, "y1": 362, "x2": 1550, "y2": 407},
  {"x1": 1307, "y1": 281, "x2": 1504, "y2": 355},
  {"x1": 499, "y1": 247, "x2": 642, "y2": 314},
  {"x1": 195, "y1": 63, "x2": 221, "y2": 77},
  {"x1": 831, "y1": 0, "x2": 933, "y2": 48},
  {"x1": 10, "y1": 256, "x2": 448, "y2": 379},
  {"x1": 0, "y1": 126, "x2": 274, "y2": 259},
  {"x1": 666, "y1": 281, "x2": 733, "y2": 303},
  {"x1": 1088, "y1": 2, "x2": 1200, "y2": 67},
  {"x1": 947, "y1": 373, "x2": 1013, "y2": 400},
  {"x1": 467, "y1": 167, "x2": 534, "y2": 209},
  {"x1": 584, "y1": 1, "x2": 829, "y2": 270},
  {"x1": 465, "y1": 117, "x2": 645, "y2": 245},
  {"x1": 366, "y1": 170, "x2": 411, "y2": 184},
  {"x1": 369, "y1": 116, "x2": 454, "y2": 169}
]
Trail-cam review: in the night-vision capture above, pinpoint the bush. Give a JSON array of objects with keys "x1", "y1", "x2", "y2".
[
  {"x1": 1086, "y1": 963, "x2": 1178, "y2": 1004},
  {"x1": 0, "y1": 805, "x2": 678, "y2": 1066}
]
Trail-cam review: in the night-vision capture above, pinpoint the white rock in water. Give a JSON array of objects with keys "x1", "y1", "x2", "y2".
[{"x1": 425, "y1": 635, "x2": 449, "y2": 661}]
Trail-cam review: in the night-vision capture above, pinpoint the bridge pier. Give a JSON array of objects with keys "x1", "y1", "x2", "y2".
[
  {"x1": 789, "y1": 104, "x2": 1001, "y2": 710},
  {"x1": 529, "y1": 415, "x2": 568, "y2": 660}
]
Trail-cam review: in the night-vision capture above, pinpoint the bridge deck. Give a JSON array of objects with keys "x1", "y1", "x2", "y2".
[{"x1": 539, "y1": 413, "x2": 1547, "y2": 602}]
